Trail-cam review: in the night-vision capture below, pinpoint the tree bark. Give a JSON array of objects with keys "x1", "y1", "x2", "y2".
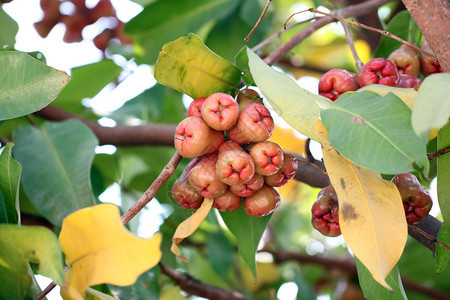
[{"x1": 402, "y1": 0, "x2": 450, "y2": 71}]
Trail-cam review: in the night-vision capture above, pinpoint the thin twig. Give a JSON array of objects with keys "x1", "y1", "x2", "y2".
[
  {"x1": 252, "y1": 17, "x2": 316, "y2": 52},
  {"x1": 427, "y1": 145, "x2": 450, "y2": 160},
  {"x1": 159, "y1": 263, "x2": 249, "y2": 300},
  {"x1": 244, "y1": 0, "x2": 272, "y2": 42},
  {"x1": 121, "y1": 152, "x2": 182, "y2": 225},
  {"x1": 340, "y1": 20, "x2": 364, "y2": 70},
  {"x1": 304, "y1": 138, "x2": 314, "y2": 162},
  {"x1": 287, "y1": 8, "x2": 436, "y2": 60},
  {"x1": 409, "y1": 224, "x2": 450, "y2": 251},
  {"x1": 34, "y1": 282, "x2": 56, "y2": 300}
]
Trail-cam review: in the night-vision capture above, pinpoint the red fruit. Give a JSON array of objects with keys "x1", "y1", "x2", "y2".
[
  {"x1": 40, "y1": 0, "x2": 60, "y2": 15},
  {"x1": 248, "y1": 141, "x2": 284, "y2": 176},
  {"x1": 358, "y1": 58, "x2": 400, "y2": 87},
  {"x1": 188, "y1": 153, "x2": 227, "y2": 198},
  {"x1": 318, "y1": 69, "x2": 359, "y2": 101},
  {"x1": 172, "y1": 158, "x2": 204, "y2": 209},
  {"x1": 187, "y1": 97, "x2": 207, "y2": 118},
  {"x1": 90, "y1": 0, "x2": 116, "y2": 21},
  {"x1": 311, "y1": 186, "x2": 341, "y2": 237},
  {"x1": 419, "y1": 39, "x2": 442, "y2": 77},
  {"x1": 236, "y1": 88, "x2": 263, "y2": 110},
  {"x1": 227, "y1": 103, "x2": 274, "y2": 144},
  {"x1": 213, "y1": 189, "x2": 242, "y2": 212},
  {"x1": 398, "y1": 74, "x2": 422, "y2": 89},
  {"x1": 392, "y1": 173, "x2": 432, "y2": 224},
  {"x1": 69, "y1": 0, "x2": 86, "y2": 9},
  {"x1": 62, "y1": 13, "x2": 91, "y2": 43},
  {"x1": 229, "y1": 173, "x2": 264, "y2": 197},
  {"x1": 34, "y1": 18, "x2": 60, "y2": 38},
  {"x1": 93, "y1": 28, "x2": 114, "y2": 51},
  {"x1": 201, "y1": 92, "x2": 240, "y2": 131},
  {"x1": 243, "y1": 184, "x2": 281, "y2": 217},
  {"x1": 388, "y1": 46, "x2": 420, "y2": 76},
  {"x1": 174, "y1": 117, "x2": 224, "y2": 158},
  {"x1": 264, "y1": 153, "x2": 298, "y2": 187},
  {"x1": 216, "y1": 141, "x2": 255, "y2": 185}
]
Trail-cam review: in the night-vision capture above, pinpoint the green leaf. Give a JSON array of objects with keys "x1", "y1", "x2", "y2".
[
  {"x1": 247, "y1": 48, "x2": 330, "y2": 141},
  {"x1": 438, "y1": 122, "x2": 450, "y2": 233},
  {"x1": 0, "y1": 51, "x2": 70, "y2": 120},
  {"x1": 0, "y1": 142, "x2": 21, "y2": 224},
  {"x1": 55, "y1": 60, "x2": 121, "y2": 113},
  {"x1": 13, "y1": 119, "x2": 98, "y2": 225},
  {"x1": 0, "y1": 6, "x2": 18, "y2": 47},
  {"x1": 234, "y1": 47, "x2": 255, "y2": 86},
  {"x1": 412, "y1": 73, "x2": 450, "y2": 141},
  {"x1": 321, "y1": 91, "x2": 428, "y2": 174},
  {"x1": 220, "y1": 205, "x2": 271, "y2": 278},
  {"x1": 205, "y1": 2, "x2": 268, "y2": 63},
  {"x1": 0, "y1": 224, "x2": 64, "y2": 300},
  {"x1": 206, "y1": 231, "x2": 234, "y2": 277},
  {"x1": 111, "y1": 83, "x2": 185, "y2": 124},
  {"x1": 125, "y1": 0, "x2": 240, "y2": 64},
  {"x1": 374, "y1": 10, "x2": 421, "y2": 58},
  {"x1": 154, "y1": 33, "x2": 241, "y2": 99},
  {"x1": 435, "y1": 224, "x2": 450, "y2": 273},
  {"x1": 356, "y1": 258, "x2": 407, "y2": 299},
  {"x1": 108, "y1": 267, "x2": 160, "y2": 300}
]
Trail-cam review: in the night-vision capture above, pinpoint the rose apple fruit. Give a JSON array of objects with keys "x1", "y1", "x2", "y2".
[
  {"x1": 243, "y1": 184, "x2": 280, "y2": 217},
  {"x1": 201, "y1": 92, "x2": 240, "y2": 131},
  {"x1": 358, "y1": 58, "x2": 399, "y2": 87},
  {"x1": 318, "y1": 69, "x2": 359, "y2": 101},
  {"x1": 227, "y1": 103, "x2": 274, "y2": 144}
]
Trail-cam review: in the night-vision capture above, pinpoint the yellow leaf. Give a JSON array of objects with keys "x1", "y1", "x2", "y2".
[
  {"x1": 358, "y1": 84, "x2": 417, "y2": 109},
  {"x1": 171, "y1": 197, "x2": 214, "y2": 262},
  {"x1": 58, "y1": 204, "x2": 162, "y2": 300},
  {"x1": 315, "y1": 121, "x2": 407, "y2": 290}
]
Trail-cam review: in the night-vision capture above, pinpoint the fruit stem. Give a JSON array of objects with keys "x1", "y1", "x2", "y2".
[{"x1": 121, "y1": 152, "x2": 182, "y2": 225}]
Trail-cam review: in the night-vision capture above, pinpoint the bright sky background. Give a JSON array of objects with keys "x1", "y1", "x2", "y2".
[{"x1": 2, "y1": 0, "x2": 441, "y2": 299}]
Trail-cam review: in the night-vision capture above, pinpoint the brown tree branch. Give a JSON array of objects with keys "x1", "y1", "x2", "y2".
[
  {"x1": 34, "y1": 282, "x2": 57, "y2": 300},
  {"x1": 428, "y1": 145, "x2": 450, "y2": 160},
  {"x1": 159, "y1": 263, "x2": 249, "y2": 300},
  {"x1": 121, "y1": 152, "x2": 182, "y2": 225},
  {"x1": 402, "y1": 0, "x2": 450, "y2": 72},
  {"x1": 265, "y1": 249, "x2": 450, "y2": 300},
  {"x1": 35, "y1": 105, "x2": 176, "y2": 146},
  {"x1": 264, "y1": 0, "x2": 392, "y2": 66}
]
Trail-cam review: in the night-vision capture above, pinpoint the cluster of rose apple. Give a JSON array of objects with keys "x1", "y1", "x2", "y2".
[
  {"x1": 171, "y1": 90, "x2": 298, "y2": 217},
  {"x1": 311, "y1": 173, "x2": 432, "y2": 237},
  {"x1": 318, "y1": 40, "x2": 442, "y2": 101},
  {"x1": 34, "y1": 0, "x2": 131, "y2": 50}
]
